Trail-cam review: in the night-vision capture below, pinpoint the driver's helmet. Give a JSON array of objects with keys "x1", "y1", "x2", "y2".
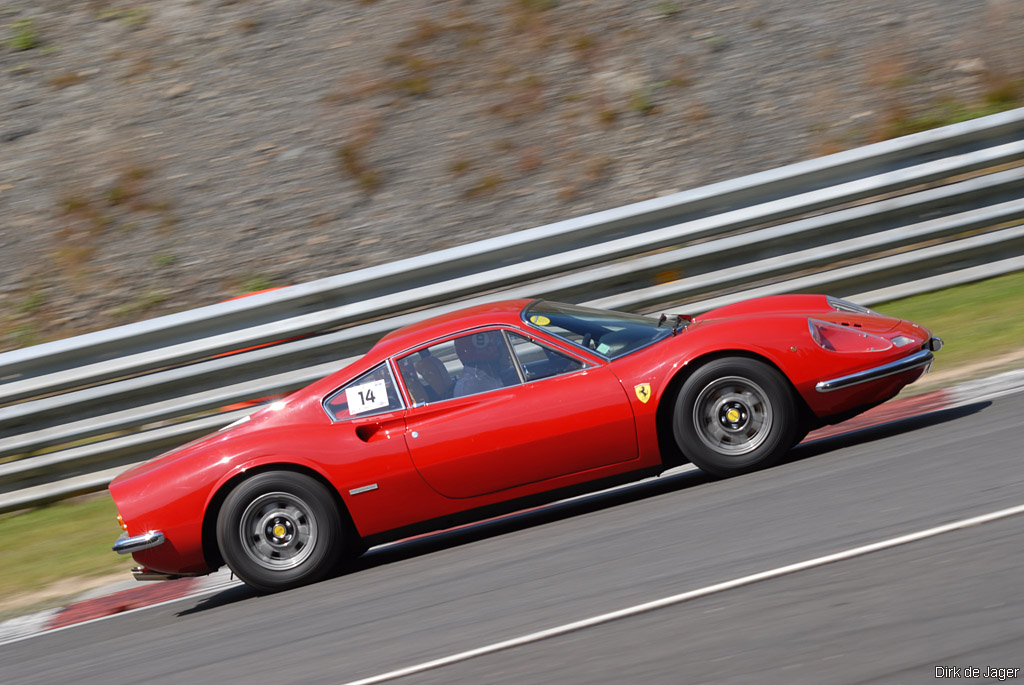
[{"x1": 455, "y1": 331, "x2": 503, "y2": 365}]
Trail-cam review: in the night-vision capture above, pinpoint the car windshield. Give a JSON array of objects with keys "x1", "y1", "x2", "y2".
[{"x1": 523, "y1": 301, "x2": 673, "y2": 359}]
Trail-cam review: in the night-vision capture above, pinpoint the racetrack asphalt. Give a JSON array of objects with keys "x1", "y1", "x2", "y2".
[{"x1": 1, "y1": 369, "x2": 1022, "y2": 684}]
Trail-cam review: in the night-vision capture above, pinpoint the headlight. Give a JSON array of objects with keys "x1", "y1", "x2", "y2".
[
  {"x1": 809, "y1": 319, "x2": 893, "y2": 353},
  {"x1": 826, "y1": 296, "x2": 878, "y2": 316}
]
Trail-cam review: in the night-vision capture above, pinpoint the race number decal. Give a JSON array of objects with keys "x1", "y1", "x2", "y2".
[{"x1": 346, "y1": 379, "x2": 389, "y2": 414}]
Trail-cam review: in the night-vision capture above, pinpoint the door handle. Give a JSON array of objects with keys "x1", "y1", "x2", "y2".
[{"x1": 354, "y1": 416, "x2": 406, "y2": 443}]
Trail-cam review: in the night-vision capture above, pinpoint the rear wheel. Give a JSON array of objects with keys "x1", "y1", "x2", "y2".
[
  {"x1": 217, "y1": 471, "x2": 345, "y2": 592},
  {"x1": 673, "y1": 357, "x2": 797, "y2": 478}
]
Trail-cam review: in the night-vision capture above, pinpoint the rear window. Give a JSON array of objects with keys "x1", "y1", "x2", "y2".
[{"x1": 323, "y1": 363, "x2": 404, "y2": 421}]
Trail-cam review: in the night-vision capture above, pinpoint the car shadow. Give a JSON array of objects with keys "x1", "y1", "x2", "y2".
[
  {"x1": 350, "y1": 468, "x2": 715, "y2": 574},
  {"x1": 177, "y1": 400, "x2": 991, "y2": 616},
  {"x1": 177, "y1": 467, "x2": 715, "y2": 616},
  {"x1": 786, "y1": 400, "x2": 990, "y2": 464},
  {"x1": 176, "y1": 582, "x2": 258, "y2": 615}
]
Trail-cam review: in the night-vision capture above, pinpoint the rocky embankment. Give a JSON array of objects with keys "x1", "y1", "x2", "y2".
[{"x1": 1, "y1": 0, "x2": 1021, "y2": 350}]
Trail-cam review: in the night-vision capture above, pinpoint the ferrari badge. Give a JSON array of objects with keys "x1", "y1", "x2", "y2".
[{"x1": 634, "y1": 383, "x2": 652, "y2": 403}]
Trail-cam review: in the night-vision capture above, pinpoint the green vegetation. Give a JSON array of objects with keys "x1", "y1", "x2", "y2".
[
  {"x1": 96, "y1": 7, "x2": 150, "y2": 28},
  {"x1": 873, "y1": 269, "x2": 1024, "y2": 381},
  {"x1": 519, "y1": 0, "x2": 557, "y2": 12},
  {"x1": 880, "y1": 96, "x2": 1021, "y2": 140},
  {"x1": 239, "y1": 273, "x2": 277, "y2": 294},
  {"x1": 8, "y1": 323, "x2": 41, "y2": 349},
  {"x1": 629, "y1": 80, "x2": 671, "y2": 115},
  {"x1": 656, "y1": 1, "x2": 682, "y2": 19},
  {"x1": 393, "y1": 73, "x2": 432, "y2": 97},
  {"x1": 18, "y1": 290, "x2": 46, "y2": 314},
  {"x1": 151, "y1": 253, "x2": 178, "y2": 268},
  {"x1": 111, "y1": 289, "x2": 170, "y2": 318},
  {"x1": 2, "y1": 270, "x2": 1022, "y2": 613},
  {"x1": 0, "y1": 494, "x2": 134, "y2": 616},
  {"x1": 7, "y1": 18, "x2": 40, "y2": 52},
  {"x1": 877, "y1": 73, "x2": 1023, "y2": 141}
]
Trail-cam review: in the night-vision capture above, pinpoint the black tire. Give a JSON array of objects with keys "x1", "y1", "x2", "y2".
[
  {"x1": 217, "y1": 471, "x2": 345, "y2": 593},
  {"x1": 672, "y1": 357, "x2": 797, "y2": 478}
]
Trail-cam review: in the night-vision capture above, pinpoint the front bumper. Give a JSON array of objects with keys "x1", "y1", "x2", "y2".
[
  {"x1": 815, "y1": 338, "x2": 942, "y2": 393},
  {"x1": 113, "y1": 530, "x2": 166, "y2": 554}
]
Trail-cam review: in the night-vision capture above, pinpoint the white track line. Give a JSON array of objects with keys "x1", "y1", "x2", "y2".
[
  {"x1": 949, "y1": 367, "x2": 1024, "y2": 406},
  {"x1": 342, "y1": 502, "x2": 1024, "y2": 685}
]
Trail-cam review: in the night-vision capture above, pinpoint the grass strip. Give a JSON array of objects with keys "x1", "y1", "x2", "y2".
[
  {"x1": 0, "y1": 494, "x2": 134, "y2": 617},
  {"x1": 873, "y1": 270, "x2": 1024, "y2": 379}
]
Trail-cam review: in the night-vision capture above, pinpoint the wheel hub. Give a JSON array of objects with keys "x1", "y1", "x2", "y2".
[
  {"x1": 692, "y1": 375, "x2": 774, "y2": 457},
  {"x1": 238, "y1": 492, "x2": 318, "y2": 570},
  {"x1": 266, "y1": 517, "x2": 295, "y2": 545},
  {"x1": 719, "y1": 401, "x2": 749, "y2": 430}
]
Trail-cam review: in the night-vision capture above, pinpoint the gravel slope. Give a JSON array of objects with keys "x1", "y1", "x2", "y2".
[{"x1": 1, "y1": 0, "x2": 1021, "y2": 350}]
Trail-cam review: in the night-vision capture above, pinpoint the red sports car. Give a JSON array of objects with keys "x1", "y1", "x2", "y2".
[{"x1": 110, "y1": 295, "x2": 941, "y2": 592}]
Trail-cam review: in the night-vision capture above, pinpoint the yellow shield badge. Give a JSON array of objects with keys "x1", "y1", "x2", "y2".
[{"x1": 634, "y1": 383, "x2": 652, "y2": 404}]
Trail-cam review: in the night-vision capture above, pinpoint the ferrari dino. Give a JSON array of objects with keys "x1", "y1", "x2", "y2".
[{"x1": 111, "y1": 295, "x2": 941, "y2": 591}]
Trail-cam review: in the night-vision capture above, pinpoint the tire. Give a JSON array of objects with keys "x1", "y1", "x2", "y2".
[
  {"x1": 217, "y1": 471, "x2": 345, "y2": 593},
  {"x1": 672, "y1": 357, "x2": 797, "y2": 478}
]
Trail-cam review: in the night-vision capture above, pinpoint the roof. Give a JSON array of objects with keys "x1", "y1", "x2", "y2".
[
  {"x1": 373, "y1": 299, "x2": 535, "y2": 357},
  {"x1": 298, "y1": 299, "x2": 537, "y2": 400}
]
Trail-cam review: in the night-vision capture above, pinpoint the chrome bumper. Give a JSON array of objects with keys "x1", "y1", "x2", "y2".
[
  {"x1": 816, "y1": 346, "x2": 936, "y2": 393},
  {"x1": 113, "y1": 530, "x2": 166, "y2": 554}
]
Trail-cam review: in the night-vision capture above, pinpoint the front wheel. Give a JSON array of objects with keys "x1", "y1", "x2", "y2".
[
  {"x1": 217, "y1": 471, "x2": 345, "y2": 592},
  {"x1": 673, "y1": 357, "x2": 797, "y2": 478}
]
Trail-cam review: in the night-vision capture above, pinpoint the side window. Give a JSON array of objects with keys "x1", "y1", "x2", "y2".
[
  {"x1": 508, "y1": 333, "x2": 586, "y2": 382},
  {"x1": 397, "y1": 330, "x2": 521, "y2": 402},
  {"x1": 324, "y1": 363, "x2": 403, "y2": 421}
]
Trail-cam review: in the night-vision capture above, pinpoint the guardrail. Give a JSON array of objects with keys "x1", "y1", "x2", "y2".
[{"x1": 2, "y1": 107, "x2": 1023, "y2": 513}]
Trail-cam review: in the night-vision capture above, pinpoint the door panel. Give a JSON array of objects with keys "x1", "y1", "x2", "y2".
[{"x1": 404, "y1": 366, "x2": 638, "y2": 499}]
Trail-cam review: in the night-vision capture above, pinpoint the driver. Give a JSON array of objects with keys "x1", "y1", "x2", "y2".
[{"x1": 453, "y1": 331, "x2": 513, "y2": 397}]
